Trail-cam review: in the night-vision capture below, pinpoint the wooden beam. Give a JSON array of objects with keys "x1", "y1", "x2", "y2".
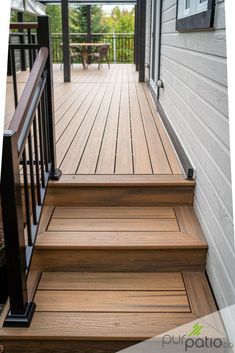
[
  {"x1": 138, "y1": 0, "x2": 146, "y2": 82},
  {"x1": 61, "y1": 0, "x2": 71, "y2": 82}
]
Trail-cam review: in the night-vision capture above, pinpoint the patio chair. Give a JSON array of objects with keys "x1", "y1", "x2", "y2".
[
  {"x1": 89, "y1": 44, "x2": 110, "y2": 69},
  {"x1": 60, "y1": 44, "x2": 81, "y2": 69}
]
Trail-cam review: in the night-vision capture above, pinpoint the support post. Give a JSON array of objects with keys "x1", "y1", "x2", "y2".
[
  {"x1": 1, "y1": 131, "x2": 36, "y2": 327},
  {"x1": 87, "y1": 5, "x2": 92, "y2": 64},
  {"x1": 37, "y1": 16, "x2": 62, "y2": 180},
  {"x1": 138, "y1": 0, "x2": 146, "y2": 82},
  {"x1": 61, "y1": 0, "x2": 71, "y2": 82},
  {"x1": 17, "y1": 12, "x2": 26, "y2": 71},
  {"x1": 134, "y1": 4, "x2": 138, "y2": 67}
]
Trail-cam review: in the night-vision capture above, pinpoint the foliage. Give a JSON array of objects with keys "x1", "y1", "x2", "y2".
[
  {"x1": 46, "y1": 5, "x2": 62, "y2": 33},
  {"x1": 70, "y1": 5, "x2": 108, "y2": 33},
  {"x1": 103, "y1": 6, "x2": 135, "y2": 33}
]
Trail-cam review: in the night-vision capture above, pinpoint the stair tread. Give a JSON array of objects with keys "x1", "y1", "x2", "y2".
[
  {"x1": 0, "y1": 272, "x2": 217, "y2": 340},
  {"x1": 36, "y1": 206, "x2": 207, "y2": 249}
]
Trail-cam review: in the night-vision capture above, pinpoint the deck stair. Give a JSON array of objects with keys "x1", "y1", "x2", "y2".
[
  {"x1": 0, "y1": 203, "x2": 217, "y2": 353},
  {"x1": 1, "y1": 61, "x2": 217, "y2": 353}
]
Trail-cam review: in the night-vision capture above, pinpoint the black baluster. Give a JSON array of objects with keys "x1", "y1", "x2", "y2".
[
  {"x1": 22, "y1": 149, "x2": 32, "y2": 246},
  {"x1": 37, "y1": 100, "x2": 46, "y2": 188},
  {"x1": 33, "y1": 117, "x2": 41, "y2": 206},
  {"x1": 10, "y1": 48, "x2": 18, "y2": 107},
  {"x1": 27, "y1": 131, "x2": 37, "y2": 225}
]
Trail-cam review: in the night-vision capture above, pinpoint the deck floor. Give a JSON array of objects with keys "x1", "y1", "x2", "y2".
[{"x1": 5, "y1": 64, "x2": 182, "y2": 177}]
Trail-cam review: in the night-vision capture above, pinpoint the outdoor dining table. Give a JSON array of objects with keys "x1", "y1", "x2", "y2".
[{"x1": 70, "y1": 42, "x2": 108, "y2": 69}]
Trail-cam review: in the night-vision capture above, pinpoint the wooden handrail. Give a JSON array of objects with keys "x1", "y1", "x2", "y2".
[
  {"x1": 10, "y1": 22, "x2": 38, "y2": 30},
  {"x1": 9, "y1": 47, "x2": 48, "y2": 135}
]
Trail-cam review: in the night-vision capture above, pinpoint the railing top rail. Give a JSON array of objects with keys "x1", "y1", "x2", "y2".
[
  {"x1": 10, "y1": 22, "x2": 38, "y2": 30},
  {"x1": 51, "y1": 32, "x2": 135, "y2": 35},
  {"x1": 9, "y1": 47, "x2": 48, "y2": 136}
]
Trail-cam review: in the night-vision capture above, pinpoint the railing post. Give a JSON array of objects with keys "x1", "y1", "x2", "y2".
[
  {"x1": 113, "y1": 29, "x2": 117, "y2": 64},
  {"x1": 17, "y1": 12, "x2": 27, "y2": 71},
  {"x1": 37, "y1": 15, "x2": 62, "y2": 180},
  {"x1": 1, "y1": 131, "x2": 36, "y2": 327}
]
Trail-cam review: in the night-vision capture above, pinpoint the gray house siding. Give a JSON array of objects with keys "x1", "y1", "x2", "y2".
[{"x1": 147, "y1": 0, "x2": 235, "y2": 311}]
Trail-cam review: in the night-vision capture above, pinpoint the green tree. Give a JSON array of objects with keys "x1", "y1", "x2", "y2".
[
  {"x1": 103, "y1": 6, "x2": 135, "y2": 33},
  {"x1": 70, "y1": 5, "x2": 108, "y2": 33},
  {"x1": 46, "y1": 5, "x2": 62, "y2": 33}
]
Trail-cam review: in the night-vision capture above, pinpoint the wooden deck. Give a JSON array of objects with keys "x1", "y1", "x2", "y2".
[{"x1": 5, "y1": 64, "x2": 183, "y2": 178}]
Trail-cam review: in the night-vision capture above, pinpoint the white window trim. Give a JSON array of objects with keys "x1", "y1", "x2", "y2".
[
  {"x1": 177, "y1": 0, "x2": 208, "y2": 19},
  {"x1": 197, "y1": 0, "x2": 208, "y2": 13}
]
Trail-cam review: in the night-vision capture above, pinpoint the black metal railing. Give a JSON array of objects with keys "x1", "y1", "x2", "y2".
[
  {"x1": 8, "y1": 22, "x2": 38, "y2": 108},
  {"x1": 1, "y1": 17, "x2": 61, "y2": 327},
  {"x1": 51, "y1": 33, "x2": 134, "y2": 64}
]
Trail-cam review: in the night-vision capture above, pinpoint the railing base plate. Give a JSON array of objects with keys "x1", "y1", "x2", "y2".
[
  {"x1": 50, "y1": 168, "x2": 62, "y2": 181},
  {"x1": 4, "y1": 302, "x2": 36, "y2": 327}
]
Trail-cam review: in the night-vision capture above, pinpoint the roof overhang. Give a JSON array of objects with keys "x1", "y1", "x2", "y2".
[{"x1": 11, "y1": 0, "x2": 46, "y2": 14}]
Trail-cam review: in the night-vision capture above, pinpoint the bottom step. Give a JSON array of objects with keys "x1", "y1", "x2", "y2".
[{"x1": 0, "y1": 271, "x2": 217, "y2": 353}]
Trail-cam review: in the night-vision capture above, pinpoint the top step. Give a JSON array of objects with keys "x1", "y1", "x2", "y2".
[{"x1": 46, "y1": 175, "x2": 195, "y2": 207}]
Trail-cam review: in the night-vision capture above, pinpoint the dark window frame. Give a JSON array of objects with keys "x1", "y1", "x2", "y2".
[{"x1": 176, "y1": 0, "x2": 216, "y2": 31}]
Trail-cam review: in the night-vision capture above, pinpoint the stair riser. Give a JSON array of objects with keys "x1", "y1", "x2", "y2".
[
  {"x1": 3, "y1": 340, "x2": 138, "y2": 353},
  {"x1": 31, "y1": 249, "x2": 207, "y2": 272},
  {"x1": 45, "y1": 186, "x2": 194, "y2": 207}
]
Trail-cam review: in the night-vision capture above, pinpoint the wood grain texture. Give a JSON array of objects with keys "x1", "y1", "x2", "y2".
[
  {"x1": 2, "y1": 340, "x2": 139, "y2": 353},
  {"x1": 31, "y1": 249, "x2": 207, "y2": 272},
  {"x1": 48, "y1": 174, "x2": 195, "y2": 186},
  {"x1": 0, "y1": 312, "x2": 197, "y2": 340},
  {"x1": 53, "y1": 207, "x2": 176, "y2": 219},
  {"x1": 5, "y1": 64, "x2": 183, "y2": 177},
  {"x1": 38, "y1": 272, "x2": 185, "y2": 291},
  {"x1": 35, "y1": 290, "x2": 190, "y2": 313},
  {"x1": 45, "y1": 185, "x2": 194, "y2": 207},
  {"x1": 47, "y1": 218, "x2": 179, "y2": 232},
  {"x1": 36, "y1": 231, "x2": 206, "y2": 249},
  {"x1": 182, "y1": 272, "x2": 217, "y2": 317}
]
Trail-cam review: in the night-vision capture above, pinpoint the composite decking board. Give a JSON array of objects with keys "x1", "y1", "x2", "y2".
[
  {"x1": 136, "y1": 84, "x2": 172, "y2": 174},
  {"x1": 115, "y1": 82, "x2": 133, "y2": 174},
  {"x1": 96, "y1": 83, "x2": 122, "y2": 174},
  {"x1": 35, "y1": 290, "x2": 190, "y2": 313},
  {"x1": 5, "y1": 64, "x2": 184, "y2": 177},
  {"x1": 38, "y1": 272, "x2": 185, "y2": 291},
  {"x1": 55, "y1": 84, "x2": 93, "y2": 141},
  {"x1": 143, "y1": 85, "x2": 182, "y2": 175},
  {"x1": 77, "y1": 83, "x2": 115, "y2": 174},
  {"x1": 48, "y1": 218, "x2": 179, "y2": 232},
  {"x1": 37, "y1": 206, "x2": 206, "y2": 249},
  {"x1": 36, "y1": 232, "x2": 206, "y2": 249},
  {"x1": 0, "y1": 312, "x2": 197, "y2": 340},
  {"x1": 60, "y1": 84, "x2": 108, "y2": 174},
  {"x1": 0, "y1": 272, "x2": 218, "y2": 342},
  {"x1": 49, "y1": 174, "x2": 193, "y2": 186},
  {"x1": 57, "y1": 83, "x2": 102, "y2": 168},
  {"x1": 53, "y1": 206, "x2": 176, "y2": 219},
  {"x1": 55, "y1": 84, "x2": 87, "y2": 122},
  {"x1": 129, "y1": 83, "x2": 153, "y2": 174}
]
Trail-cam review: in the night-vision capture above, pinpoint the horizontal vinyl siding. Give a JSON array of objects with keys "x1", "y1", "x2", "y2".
[{"x1": 158, "y1": 0, "x2": 235, "y2": 309}]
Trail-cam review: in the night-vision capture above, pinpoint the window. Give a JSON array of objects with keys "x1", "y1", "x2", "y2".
[{"x1": 176, "y1": 0, "x2": 215, "y2": 31}]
